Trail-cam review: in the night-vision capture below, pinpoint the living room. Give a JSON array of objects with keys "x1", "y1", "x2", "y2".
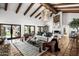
[{"x1": 0, "y1": 3, "x2": 79, "y2": 56}]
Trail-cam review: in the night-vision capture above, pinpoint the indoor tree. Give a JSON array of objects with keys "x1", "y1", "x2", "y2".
[{"x1": 69, "y1": 18, "x2": 79, "y2": 32}]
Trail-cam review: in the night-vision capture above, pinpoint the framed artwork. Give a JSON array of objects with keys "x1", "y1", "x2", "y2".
[{"x1": 53, "y1": 15, "x2": 60, "y2": 23}]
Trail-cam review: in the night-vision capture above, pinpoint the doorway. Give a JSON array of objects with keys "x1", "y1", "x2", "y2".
[
  {"x1": 0, "y1": 24, "x2": 21, "y2": 39},
  {"x1": 12, "y1": 25, "x2": 21, "y2": 39},
  {"x1": 0, "y1": 24, "x2": 11, "y2": 39}
]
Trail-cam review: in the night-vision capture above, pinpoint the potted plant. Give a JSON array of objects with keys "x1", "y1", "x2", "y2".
[
  {"x1": 69, "y1": 18, "x2": 79, "y2": 38},
  {"x1": 69, "y1": 18, "x2": 79, "y2": 32}
]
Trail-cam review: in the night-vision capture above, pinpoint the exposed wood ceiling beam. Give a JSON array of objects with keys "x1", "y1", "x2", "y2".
[
  {"x1": 5, "y1": 3, "x2": 8, "y2": 11},
  {"x1": 16, "y1": 3, "x2": 22, "y2": 13},
  {"x1": 41, "y1": 3, "x2": 57, "y2": 14},
  {"x1": 54, "y1": 6, "x2": 79, "y2": 9},
  {"x1": 30, "y1": 5, "x2": 42, "y2": 17},
  {"x1": 57, "y1": 8, "x2": 79, "y2": 10},
  {"x1": 59, "y1": 10, "x2": 79, "y2": 13},
  {"x1": 57, "y1": 9, "x2": 79, "y2": 11},
  {"x1": 24, "y1": 3, "x2": 34, "y2": 15},
  {"x1": 52, "y1": 3, "x2": 79, "y2": 6},
  {"x1": 39, "y1": 17, "x2": 41, "y2": 19},
  {"x1": 35, "y1": 12, "x2": 41, "y2": 18},
  {"x1": 55, "y1": 6, "x2": 79, "y2": 13}
]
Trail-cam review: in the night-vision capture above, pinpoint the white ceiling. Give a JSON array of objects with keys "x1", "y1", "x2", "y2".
[{"x1": 0, "y1": 3, "x2": 46, "y2": 19}]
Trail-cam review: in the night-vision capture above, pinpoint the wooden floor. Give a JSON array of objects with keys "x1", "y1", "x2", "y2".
[
  {"x1": 42, "y1": 36, "x2": 79, "y2": 56},
  {"x1": 9, "y1": 35, "x2": 79, "y2": 56}
]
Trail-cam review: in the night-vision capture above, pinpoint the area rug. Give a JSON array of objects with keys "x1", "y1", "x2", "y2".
[
  {"x1": 0, "y1": 44, "x2": 10, "y2": 56},
  {"x1": 13, "y1": 40, "x2": 44, "y2": 56}
]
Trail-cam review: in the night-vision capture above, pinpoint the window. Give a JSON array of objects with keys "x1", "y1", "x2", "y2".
[
  {"x1": 12, "y1": 25, "x2": 21, "y2": 38},
  {"x1": 0, "y1": 24, "x2": 11, "y2": 39},
  {"x1": 0, "y1": 24, "x2": 21, "y2": 39},
  {"x1": 24, "y1": 25, "x2": 35, "y2": 35},
  {"x1": 24, "y1": 26, "x2": 29, "y2": 34},
  {"x1": 37, "y1": 26, "x2": 44, "y2": 33}
]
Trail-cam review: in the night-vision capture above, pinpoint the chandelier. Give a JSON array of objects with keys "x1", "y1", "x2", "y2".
[{"x1": 41, "y1": 9, "x2": 50, "y2": 22}]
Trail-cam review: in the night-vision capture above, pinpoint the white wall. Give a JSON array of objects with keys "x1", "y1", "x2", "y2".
[
  {"x1": 0, "y1": 9, "x2": 44, "y2": 36},
  {"x1": 63, "y1": 13, "x2": 79, "y2": 25},
  {"x1": 44, "y1": 17, "x2": 53, "y2": 32},
  {"x1": 2, "y1": 9, "x2": 79, "y2": 37},
  {"x1": 62, "y1": 13, "x2": 79, "y2": 35},
  {"x1": 44, "y1": 12, "x2": 79, "y2": 36},
  {"x1": 45, "y1": 13, "x2": 79, "y2": 36},
  {"x1": 45, "y1": 12, "x2": 63, "y2": 35}
]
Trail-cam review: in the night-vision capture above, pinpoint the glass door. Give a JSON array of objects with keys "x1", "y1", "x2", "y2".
[
  {"x1": 37, "y1": 26, "x2": 44, "y2": 33},
  {"x1": 37, "y1": 26, "x2": 41, "y2": 33},
  {"x1": 24, "y1": 25, "x2": 35, "y2": 35},
  {"x1": 0, "y1": 24, "x2": 11, "y2": 39},
  {"x1": 30, "y1": 26, "x2": 35, "y2": 35},
  {"x1": 24, "y1": 26, "x2": 29, "y2": 34},
  {"x1": 12, "y1": 25, "x2": 21, "y2": 38}
]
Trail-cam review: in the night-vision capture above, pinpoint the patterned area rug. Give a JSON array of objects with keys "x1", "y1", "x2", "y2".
[
  {"x1": 0, "y1": 44, "x2": 10, "y2": 56},
  {"x1": 13, "y1": 40, "x2": 47, "y2": 56}
]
